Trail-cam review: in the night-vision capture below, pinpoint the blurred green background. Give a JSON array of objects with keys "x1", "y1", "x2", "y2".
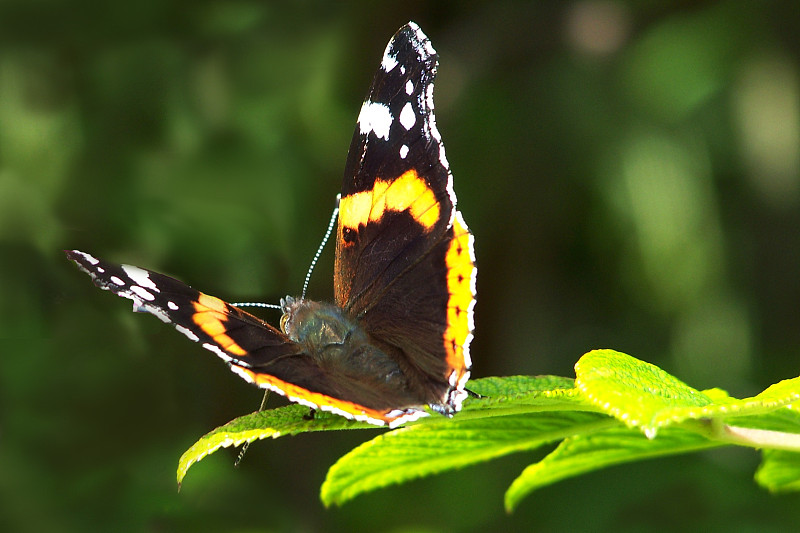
[{"x1": 2, "y1": 1, "x2": 800, "y2": 531}]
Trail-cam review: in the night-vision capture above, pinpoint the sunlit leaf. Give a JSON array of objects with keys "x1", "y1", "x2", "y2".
[
  {"x1": 321, "y1": 411, "x2": 611, "y2": 507},
  {"x1": 178, "y1": 404, "x2": 375, "y2": 486},
  {"x1": 576, "y1": 350, "x2": 800, "y2": 438},
  {"x1": 505, "y1": 425, "x2": 722, "y2": 511},
  {"x1": 755, "y1": 449, "x2": 800, "y2": 493}
]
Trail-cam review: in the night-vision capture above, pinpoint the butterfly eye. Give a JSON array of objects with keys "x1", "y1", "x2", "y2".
[{"x1": 280, "y1": 313, "x2": 290, "y2": 334}]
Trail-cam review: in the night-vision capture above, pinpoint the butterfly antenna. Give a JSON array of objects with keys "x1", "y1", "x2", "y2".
[
  {"x1": 234, "y1": 390, "x2": 271, "y2": 468},
  {"x1": 301, "y1": 194, "x2": 340, "y2": 300},
  {"x1": 230, "y1": 301, "x2": 282, "y2": 309}
]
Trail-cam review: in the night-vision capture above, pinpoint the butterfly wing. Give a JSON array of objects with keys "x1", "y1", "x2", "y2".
[
  {"x1": 333, "y1": 23, "x2": 476, "y2": 412},
  {"x1": 65, "y1": 250, "x2": 427, "y2": 426}
]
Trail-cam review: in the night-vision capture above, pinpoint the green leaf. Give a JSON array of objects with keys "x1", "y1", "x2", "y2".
[
  {"x1": 576, "y1": 349, "x2": 714, "y2": 436},
  {"x1": 177, "y1": 376, "x2": 587, "y2": 487},
  {"x1": 575, "y1": 350, "x2": 800, "y2": 438},
  {"x1": 177, "y1": 404, "x2": 376, "y2": 486},
  {"x1": 727, "y1": 404, "x2": 800, "y2": 433},
  {"x1": 460, "y1": 375, "x2": 591, "y2": 417},
  {"x1": 746, "y1": 377, "x2": 800, "y2": 411},
  {"x1": 467, "y1": 375, "x2": 575, "y2": 397},
  {"x1": 755, "y1": 449, "x2": 800, "y2": 492},
  {"x1": 175, "y1": 358, "x2": 800, "y2": 508},
  {"x1": 319, "y1": 375, "x2": 602, "y2": 506},
  {"x1": 505, "y1": 425, "x2": 723, "y2": 511},
  {"x1": 321, "y1": 411, "x2": 612, "y2": 507}
]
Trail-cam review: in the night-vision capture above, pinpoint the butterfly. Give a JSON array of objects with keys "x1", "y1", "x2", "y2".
[{"x1": 66, "y1": 22, "x2": 476, "y2": 428}]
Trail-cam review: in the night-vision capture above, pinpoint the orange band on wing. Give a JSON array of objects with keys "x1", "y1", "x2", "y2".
[
  {"x1": 192, "y1": 293, "x2": 248, "y2": 356},
  {"x1": 443, "y1": 213, "x2": 476, "y2": 376},
  {"x1": 339, "y1": 169, "x2": 440, "y2": 231},
  {"x1": 234, "y1": 367, "x2": 417, "y2": 426}
]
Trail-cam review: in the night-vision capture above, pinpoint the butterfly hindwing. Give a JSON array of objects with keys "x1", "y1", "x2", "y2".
[{"x1": 65, "y1": 250, "x2": 427, "y2": 426}]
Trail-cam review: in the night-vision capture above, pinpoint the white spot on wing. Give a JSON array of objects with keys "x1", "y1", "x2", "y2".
[
  {"x1": 167, "y1": 301, "x2": 179, "y2": 310},
  {"x1": 407, "y1": 22, "x2": 435, "y2": 59},
  {"x1": 438, "y1": 144, "x2": 449, "y2": 169},
  {"x1": 358, "y1": 101, "x2": 393, "y2": 141},
  {"x1": 176, "y1": 324, "x2": 199, "y2": 342},
  {"x1": 462, "y1": 332, "x2": 474, "y2": 368},
  {"x1": 426, "y1": 84, "x2": 437, "y2": 116},
  {"x1": 399, "y1": 101, "x2": 416, "y2": 130},
  {"x1": 449, "y1": 388, "x2": 468, "y2": 412},
  {"x1": 230, "y1": 365, "x2": 254, "y2": 383},
  {"x1": 421, "y1": 80, "x2": 455, "y2": 222},
  {"x1": 136, "y1": 302, "x2": 170, "y2": 323},
  {"x1": 405, "y1": 79, "x2": 414, "y2": 95},
  {"x1": 381, "y1": 51, "x2": 398, "y2": 73},
  {"x1": 425, "y1": 84, "x2": 451, "y2": 177},
  {"x1": 288, "y1": 395, "x2": 319, "y2": 411},
  {"x1": 448, "y1": 370, "x2": 458, "y2": 387},
  {"x1": 202, "y1": 342, "x2": 233, "y2": 362},
  {"x1": 121, "y1": 265, "x2": 160, "y2": 292},
  {"x1": 110, "y1": 276, "x2": 125, "y2": 286},
  {"x1": 74, "y1": 250, "x2": 99, "y2": 265},
  {"x1": 387, "y1": 409, "x2": 428, "y2": 428},
  {"x1": 129, "y1": 285, "x2": 155, "y2": 301},
  {"x1": 399, "y1": 144, "x2": 409, "y2": 159}
]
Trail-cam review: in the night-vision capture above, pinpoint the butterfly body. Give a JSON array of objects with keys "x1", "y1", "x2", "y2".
[{"x1": 280, "y1": 297, "x2": 409, "y2": 394}]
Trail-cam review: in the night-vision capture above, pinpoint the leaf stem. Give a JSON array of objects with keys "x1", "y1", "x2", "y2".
[{"x1": 716, "y1": 424, "x2": 800, "y2": 452}]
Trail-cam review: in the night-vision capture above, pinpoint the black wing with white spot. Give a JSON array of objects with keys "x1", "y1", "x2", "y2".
[
  {"x1": 334, "y1": 23, "x2": 475, "y2": 414},
  {"x1": 65, "y1": 250, "x2": 302, "y2": 362},
  {"x1": 340, "y1": 22, "x2": 453, "y2": 202},
  {"x1": 65, "y1": 249, "x2": 433, "y2": 427}
]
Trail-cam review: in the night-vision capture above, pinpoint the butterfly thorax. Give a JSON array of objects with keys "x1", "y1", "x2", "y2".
[{"x1": 280, "y1": 296, "x2": 407, "y2": 386}]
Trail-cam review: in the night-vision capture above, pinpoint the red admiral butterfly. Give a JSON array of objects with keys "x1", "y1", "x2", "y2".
[{"x1": 66, "y1": 22, "x2": 476, "y2": 428}]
